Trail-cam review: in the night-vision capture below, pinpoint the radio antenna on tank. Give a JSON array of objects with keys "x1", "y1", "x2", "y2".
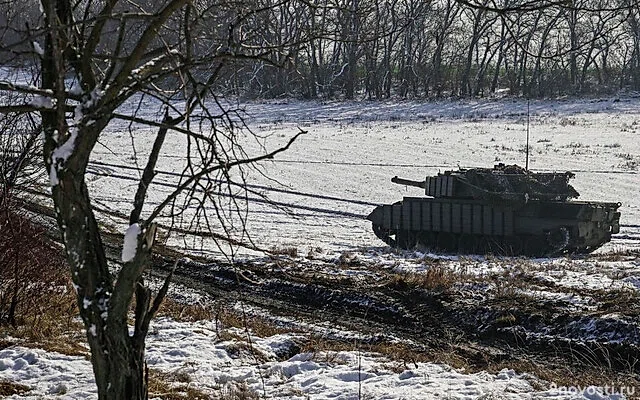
[{"x1": 526, "y1": 98, "x2": 530, "y2": 171}]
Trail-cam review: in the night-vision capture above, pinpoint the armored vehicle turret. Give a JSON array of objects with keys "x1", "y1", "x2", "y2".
[{"x1": 367, "y1": 164, "x2": 621, "y2": 256}]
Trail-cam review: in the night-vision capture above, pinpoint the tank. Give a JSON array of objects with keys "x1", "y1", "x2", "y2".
[{"x1": 367, "y1": 164, "x2": 621, "y2": 256}]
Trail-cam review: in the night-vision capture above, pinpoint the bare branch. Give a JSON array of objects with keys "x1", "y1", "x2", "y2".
[{"x1": 146, "y1": 129, "x2": 307, "y2": 225}]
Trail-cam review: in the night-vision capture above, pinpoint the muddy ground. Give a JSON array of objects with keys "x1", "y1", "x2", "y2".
[
  {"x1": 25, "y1": 198, "x2": 640, "y2": 394},
  {"x1": 145, "y1": 247, "x2": 640, "y2": 393}
]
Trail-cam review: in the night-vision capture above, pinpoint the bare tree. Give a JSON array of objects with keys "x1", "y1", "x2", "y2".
[
  {"x1": 0, "y1": 0, "x2": 637, "y2": 395},
  {"x1": 0, "y1": 0, "x2": 305, "y2": 398}
]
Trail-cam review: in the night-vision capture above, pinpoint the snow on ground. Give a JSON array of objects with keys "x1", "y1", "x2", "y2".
[
  {"x1": 381, "y1": 250, "x2": 640, "y2": 293},
  {"x1": 7, "y1": 98, "x2": 638, "y2": 399},
  {"x1": 0, "y1": 347, "x2": 95, "y2": 398},
  {"x1": 0, "y1": 318, "x2": 627, "y2": 399},
  {"x1": 88, "y1": 97, "x2": 640, "y2": 259}
]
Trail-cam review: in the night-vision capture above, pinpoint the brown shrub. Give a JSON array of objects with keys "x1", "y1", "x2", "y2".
[
  {"x1": 0, "y1": 380, "x2": 31, "y2": 397},
  {"x1": 157, "y1": 298, "x2": 216, "y2": 323},
  {"x1": 215, "y1": 307, "x2": 291, "y2": 338},
  {"x1": 268, "y1": 246, "x2": 298, "y2": 258},
  {"x1": 386, "y1": 266, "x2": 462, "y2": 292},
  {"x1": 0, "y1": 209, "x2": 75, "y2": 331},
  {"x1": 148, "y1": 369, "x2": 210, "y2": 399}
]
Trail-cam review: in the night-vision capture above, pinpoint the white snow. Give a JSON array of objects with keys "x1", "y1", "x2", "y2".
[
  {"x1": 32, "y1": 41, "x2": 44, "y2": 56},
  {"x1": 49, "y1": 127, "x2": 77, "y2": 186},
  {"x1": 0, "y1": 318, "x2": 626, "y2": 399},
  {"x1": 47, "y1": 85, "x2": 105, "y2": 186},
  {"x1": 84, "y1": 97, "x2": 640, "y2": 259},
  {"x1": 6, "y1": 97, "x2": 639, "y2": 398},
  {"x1": 69, "y1": 81, "x2": 82, "y2": 96},
  {"x1": 121, "y1": 223, "x2": 141, "y2": 262},
  {"x1": 28, "y1": 95, "x2": 54, "y2": 109},
  {"x1": 386, "y1": 252, "x2": 640, "y2": 294},
  {"x1": 49, "y1": 112, "x2": 80, "y2": 186},
  {"x1": 0, "y1": 347, "x2": 96, "y2": 398}
]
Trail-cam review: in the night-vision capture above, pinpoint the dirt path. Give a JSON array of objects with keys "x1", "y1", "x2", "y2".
[
  {"x1": 150, "y1": 253, "x2": 640, "y2": 391},
  {"x1": 21, "y1": 197, "x2": 639, "y2": 392}
]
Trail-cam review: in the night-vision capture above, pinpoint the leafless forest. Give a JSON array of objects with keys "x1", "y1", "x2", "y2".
[
  {"x1": 1, "y1": 0, "x2": 639, "y2": 398},
  {"x1": 3, "y1": 0, "x2": 640, "y2": 99}
]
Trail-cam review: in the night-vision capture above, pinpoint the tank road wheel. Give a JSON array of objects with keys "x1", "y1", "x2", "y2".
[
  {"x1": 436, "y1": 232, "x2": 457, "y2": 253},
  {"x1": 546, "y1": 227, "x2": 570, "y2": 255},
  {"x1": 458, "y1": 234, "x2": 476, "y2": 255},
  {"x1": 523, "y1": 236, "x2": 547, "y2": 257},
  {"x1": 573, "y1": 246, "x2": 592, "y2": 255},
  {"x1": 372, "y1": 225, "x2": 394, "y2": 247},
  {"x1": 503, "y1": 236, "x2": 523, "y2": 256},
  {"x1": 404, "y1": 231, "x2": 420, "y2": 250},
  {"x1": 478, "y1": 236, "x2": 499, "y2": 256},
  {"x1": 417, "y1": 232, "x2": 438, "y2": 252},
  {"x1": 396, "y1": 230, "x2": 410, "y2": 249}
]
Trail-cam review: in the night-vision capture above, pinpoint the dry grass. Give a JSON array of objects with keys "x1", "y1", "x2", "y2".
[
  {"x1": 299, "y1": 334, "x2": 499, "y2": 377},
  {"x1": 483, "y1": 358, "x2": 639, "y2": 397},
  {"x1": 385, "y1": 266, "x2": 463, "y2": 292},
  {"x1": 148, "y1": 369, "x2": 210, "y2": 400},
  {"x1": 19, "y1": 338, "x2": 89, "y2": 358},
  {"x1": 0, "y1": 281, "x2": 85, "y2": 357},
  {"x1": 594, "y1": 288, "x2": 640, "y2": 316},
  {"x1": 298, "y1": 333, "x2": 640, "y2": 398},
  {"x1": 0, "y1": 209, "x2": 74, "y2": 326},
  {"x1": 0, "y1": 286, "x2": 86, "y2": 358},
  {"x1": 305, "y1": 246, "x2": 325, "y2": 260},
  {"x1": 0, "y1": 380, "x2": 31, "y2": 397},
  {"x1": 157, "y1": 298, "x2": 216, "y2": 323},
  {"x1": 0, "y1": 208, "x2": 86, "y2": 358},
  {"x1": 223, "y1": 339, "x2": 272, "y2": 363},
  {"x1": 1, "y1": 303, "x2": 80, "y2": 334},
  {"x1": 149, "y1": 370, "x2": 262, "y2": 400},
  {"x1": 215, "y1": 308, "x2": 292, "y2": 338},
  {"x1": 268, "y1": 246, "x2": 298, "y2": 258},
  {"x1": 301, "y1": 335, "x2": 439, "y2": 366},
  {"x1": 586, "y1": 249, "x2": 640, "y2": 262},
  {"x1": 215, "y1": 382, "x2": 260, "y2": 400},
  {"x1": 336, "y1": 251, "x2": 362, "y2": 268}
]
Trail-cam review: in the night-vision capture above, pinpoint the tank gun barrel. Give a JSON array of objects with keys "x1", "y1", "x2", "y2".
[{"x1": 391, "y1": 176, "x2": 426, "y2": 189}]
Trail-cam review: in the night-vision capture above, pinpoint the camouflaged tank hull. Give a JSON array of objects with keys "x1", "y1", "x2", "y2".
[{"x1": 368, "y1": 195, "x2": 621, "y2": 257}]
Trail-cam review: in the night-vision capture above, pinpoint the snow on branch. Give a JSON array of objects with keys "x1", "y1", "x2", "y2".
[{"x1": 121, "y1": 223, "x2": 142, "y2": 263}]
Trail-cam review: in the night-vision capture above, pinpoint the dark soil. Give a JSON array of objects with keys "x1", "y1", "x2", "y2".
[{"x1": 149, "y1": 253, "x2": 640, "y2": 393}]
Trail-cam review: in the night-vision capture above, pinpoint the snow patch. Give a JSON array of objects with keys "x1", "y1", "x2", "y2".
[
  {"x1": 49, "y1": 124, "x2": 79, "y2": 187},
  {"x1": 32, "y1": 42, "x2": 44, "y2": 56},
  {"x1": 0, "y1": 347, "x2": 95, "y2": 398},
  {"x1": 48, "y1": 85, "x2": 105, "y2": 187},
  {"x1": 0, "y1": 318, "x2": 628, "y2": 399},
  {"x1": 622, "y1": 276, "x2": 640, "y2": 290},
  {"x1": 121, "y1": 223, "x2": 141, "y2": 262},
  {"x1": 29, "y1": 95, "x2": 54, "y2": 109}
]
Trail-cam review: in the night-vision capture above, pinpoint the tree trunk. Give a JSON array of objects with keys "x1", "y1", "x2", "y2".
[
  {"x1": 47, "y1": 140, "x2": 151, "y2": 398},
  {"x1": 567, "y1": 9, "x2": 579, "y2": 90},
  {"x1": 40, "y1": 1, "x2": 158, "y2": 391},
  {"x1": 490, "y1": 23, "x2": 506, "y2": 93}
]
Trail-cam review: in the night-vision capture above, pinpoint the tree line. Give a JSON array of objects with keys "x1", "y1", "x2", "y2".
[
  {"x1": 3, "y1": 0, "x2": 640, "y2": 100},
  {"x1": 246, "y1": 0, "x2": 640, "y2": 99},
  {"x1": 0, "y1": 0, "x2": 637, "y2": 398}
]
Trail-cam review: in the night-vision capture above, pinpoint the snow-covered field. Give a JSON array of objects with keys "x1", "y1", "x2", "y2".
[
  {"x1": 88, "y1": 97, "x2": 640, "y2": 257},
  {"x1": 0, "y1": 318, "x2": 630, "y2": 399},
  {"x1": 3, "y1": 97, "x2": 639, "y2": 399}
]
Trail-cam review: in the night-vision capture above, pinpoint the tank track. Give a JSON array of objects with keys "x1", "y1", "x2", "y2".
[{"x1": 371, "y1": 225, "x2": 578, "y2": 257}]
